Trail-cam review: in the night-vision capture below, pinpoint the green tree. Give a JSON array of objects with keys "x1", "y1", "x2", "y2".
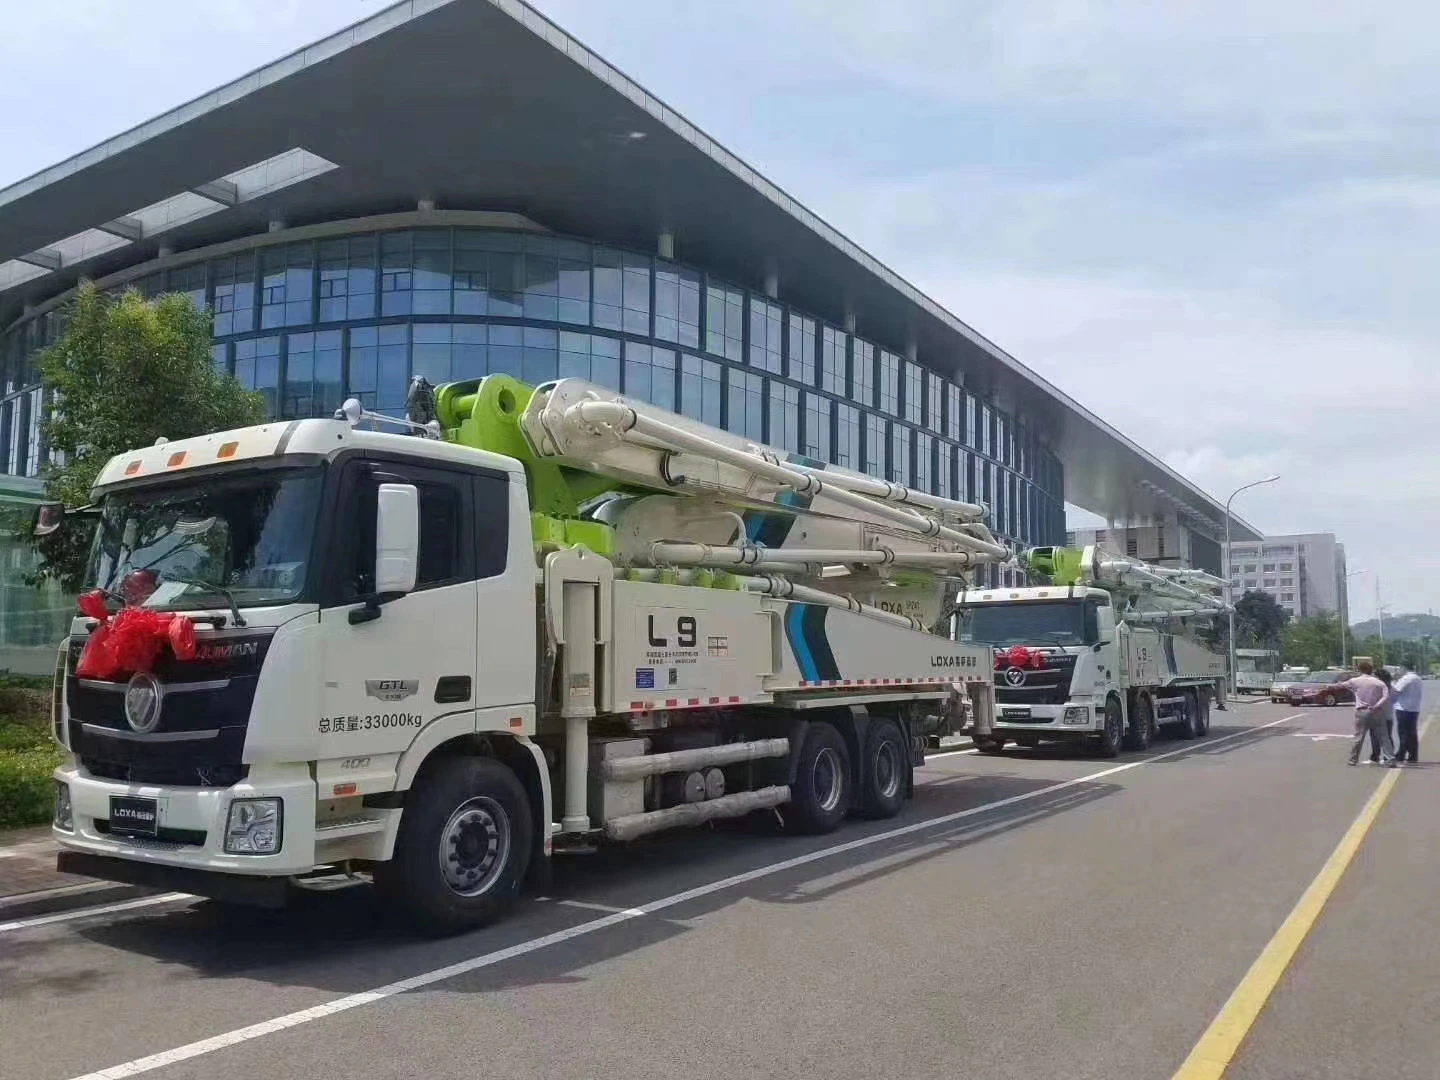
[
  {"x1": 29, "y1": 283, "x2": 264, "y2": 590},
  {"x1": 1282, "y1": 612, "x2": 1343, "y2": 670},
  {"x1": 1234, "y1": 590, "x2": 1290, "y2": 648}
]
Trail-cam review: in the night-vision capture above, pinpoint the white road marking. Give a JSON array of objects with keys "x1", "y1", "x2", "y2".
[
  {"x1": 63, "y1": 714, "x2": 1297, "y2": 1080},
  {"x1": 1292, "y1": 733, "x2": 1351, "y2": 742},
  {"x1": 0, "y1": 892, "x2": 192, "y2": 934},
  {"x1": 923, "y1": 747, "x2": 980, "y2": 760}
]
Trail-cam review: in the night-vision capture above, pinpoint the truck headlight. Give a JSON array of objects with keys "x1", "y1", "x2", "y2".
[
  {"x1": 1063, "y1": 706, "x2": 1090, "y2": 725},
  {"x1": 53, "y1": 780, "x2": 73, "y2": 831},
  {"x1": 224, "y1": 798, "x2": 283, "y2": 855}
]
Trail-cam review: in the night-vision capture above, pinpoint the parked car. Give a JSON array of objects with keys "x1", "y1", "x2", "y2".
[
  {"x1": 1271, "y1": 669, "x2": 1311, "y2": 703},
  {"x1": 1287, "y1": 670, "x2": 1357, "y2": 707}
]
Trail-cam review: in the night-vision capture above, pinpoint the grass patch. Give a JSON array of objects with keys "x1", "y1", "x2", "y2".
[{"x1": 0, "y1": 719, "x2": 61, "y2": 829}]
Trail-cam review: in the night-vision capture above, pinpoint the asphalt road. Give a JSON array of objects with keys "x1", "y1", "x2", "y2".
[{"x1": 2, "y1": 695, "x2": 1434, "y2": 1080}]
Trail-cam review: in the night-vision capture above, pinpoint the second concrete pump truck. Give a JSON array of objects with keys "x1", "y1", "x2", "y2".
[
  {"x1": 44, "y1": 374, "x2": 1007, "y2": 932},
  {"x1": 956, "y1": 545, "x2": 1229, "y2": 757}
]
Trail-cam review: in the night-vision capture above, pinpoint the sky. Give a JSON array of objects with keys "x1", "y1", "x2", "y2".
[{"x1": 3, "y1": 0, "x2": 1437, "y2": 621}]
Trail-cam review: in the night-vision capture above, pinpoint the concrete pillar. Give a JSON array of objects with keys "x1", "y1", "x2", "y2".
[
  {"x1": 267, "y1": 219, "x2": 285, "y2": 233},
  {"x1": 905, "y1": 338, "x2": 918, "y2": 364},
  {"x1": 417, "y1": 198, "x2": 436, "y2": 212},
  {"x1": 157, "y1": 246, "x2": 174, "y2": 259},
  {"x1": 657, "y1": 229, "x2": 675, "y2": 261},
  {"x1": 763, "y1": 257, "x2": 779, "y2": 300},
  {"x1": 842, "y1": 307, "x2": 856, "y2": 334}
]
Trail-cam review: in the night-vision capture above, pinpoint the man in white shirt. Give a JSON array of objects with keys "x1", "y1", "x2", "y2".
[
  {"x1": 1393, "y1": 660, "x2": 1423, "y2": 765},
  {"x1": 1343, "y1": 661, "x2": 1395, "y2": 767}
]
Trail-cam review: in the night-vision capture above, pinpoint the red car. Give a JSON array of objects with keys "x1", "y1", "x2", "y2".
[{"x1": 1287, "y1": 670, "x2": 1358, "y2": 707}]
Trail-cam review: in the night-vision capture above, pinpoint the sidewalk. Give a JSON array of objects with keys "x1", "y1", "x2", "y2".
[{"x1": 0, "y1": 824, "x2": 147, "y2": 920}]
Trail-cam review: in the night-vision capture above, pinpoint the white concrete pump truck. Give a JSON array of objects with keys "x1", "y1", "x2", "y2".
[
  {"x1": 956, "y1": 545, "x2": 1229, "y2": 757},
  {"x1": 41, "y1": 374, "x2": 1006, "y2": 932}
]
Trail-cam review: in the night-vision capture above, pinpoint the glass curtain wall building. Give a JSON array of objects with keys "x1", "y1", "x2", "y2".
[{"x1": 0, "y1": 219, "x2": 1067, "y2": 567}]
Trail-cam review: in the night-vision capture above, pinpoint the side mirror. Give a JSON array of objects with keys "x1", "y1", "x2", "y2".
[
  {"x1": 32, "y1": 502, "x2": 66, "y2": 538},
  {"x1": 1092, "y1": 640, "x2": 1112, "y2": 652},
  {"x1": 374, "y1": 483, "x2": 419, "y2": 596}
]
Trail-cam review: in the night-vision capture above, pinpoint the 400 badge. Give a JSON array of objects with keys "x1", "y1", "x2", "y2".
[{"x1": 319, "y1": 713, "x2": 424, "y2": 734}]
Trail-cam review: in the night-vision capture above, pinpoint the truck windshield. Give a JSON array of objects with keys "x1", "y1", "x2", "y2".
[
  {"x1": 84, "y1": 467, "x2": 323, "y2": 611},
  {"x1": 958, "y1": 600, "x2": 1094, "y2": 647}
]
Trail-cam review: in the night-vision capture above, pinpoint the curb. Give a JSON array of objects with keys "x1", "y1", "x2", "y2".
[{"x1": 0, "y1": 880, "x2": 154, "y2": 923}]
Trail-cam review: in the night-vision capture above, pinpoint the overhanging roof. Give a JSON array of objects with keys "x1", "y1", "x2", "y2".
[{"x1": 0, "y1": 0, "x2": 1260, "y2": 541}]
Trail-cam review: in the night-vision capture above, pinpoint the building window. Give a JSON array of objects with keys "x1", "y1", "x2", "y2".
[
  {"x1": 803, "y1": 392, "x2": 831, "y2": 461},
  {"x1": 1279, "y1": 562, "x2": 1293, "y2": 572},
  {"x1": 767, "y1": 380, "x2": 799, "y2": 452},
  {"x1": 211, "y1": 342, "x2": 229, "y2": 374},
  {"x1": 623, "y1": 342, "x2": 675, "y2": 411},
  {"x1": 1263, "y1": 563, "x2": 1276, "y2": 572},
  {"x1": 878, "y1": 350, "x2": 900, "y2": 416},
  {"x1": 705, "y1": 281, "x2": 745, "y2": 362},
  {"x1": 212, "y1": 254, "x2": 255, "y2": 336},
  {"x1": 654, "y1": 262, "x2": 701, "y2": 348},
  {"x1": 1263, "y1": 577, "x2": 1277, "y2": 588},
  {"x1": 835, "y1": 403, "x2": 859, "y2": 469},
  {"x1": 936, "y1": 440, "x2": 955, "y2": 499},
  {"x1": 915, "y1": 431, "x2": 933, "y2": 494},
  {"x1": 1280, "y1": 576, "x2": 1294, "y2": 587},
  {"x1": 380, "y1": 232, "x2": 418, "y2": 317},
  {"x1": 410, "y1": 231, "x2": 452, "y2": 315},
  {"x1": 889, "y1": 424, "x2": 909, "y2": 484},
  {"x1": 593, "y1": 248, "x2": 650, "y2": 335},
  {"x1": 680, "y1": 354, "x2": 722, "y2": 428},
  {"x1": 749, "y1": 298, "x2": 783, "y2": 374},
  {"x1": 863, "y1": 413, "x2": 884, "y2": 477},
  {"x1": 1281, "y1": 592, "x2": 1295, "y2": 602},
  {"x1": 1244, "y1": 564, "x2": 1257, "y2": 574},
  {"x1": 821, "y1": 326, "x2": 845, "y2": 396},
  {"x1": 980, "y1": 403, "x2": 993, "y2": 458},
  {"x1": 965, "y1": 394, "x2": 977, "y2": 449},
  {"x1": 283, "y1": 330, "x2": 343, "y2": 418},
  {"x1": 1244, "y1": 578, "x2": 1257, "y2": 589},
  {"x1": 234, "y1": 336, "x2": 281, "y2": 417},
  {"x1": 926, "y1": 372, "x2": 943, "y2": 433},
  {"x1": 168, "y1": 263, "x2": 207, "y2": 310},
  {"x1": 788, "y1": 313, "x2": 816, "y2": 386},
  {"x1": 852, "y1": 338, "x2": 875, "y2": 408},
  {"x1": 558, "y1": 332, "x2": 621, "y2": 390},
  {"x1": 903, "y1": 361, "x2": 923, "y2": 424},
  {"x1": 347, "y1": 325, "x2": 409, "y2": 412},
  {"x1": 727, "y1": 370, "x2": 764, "y2": 441},
  {"x1": 1126, "y1": 536, "x2": 1139, "y2": 557},
  {"x1": 318, "y1": 236, "x2": 376, "y2": 322}
]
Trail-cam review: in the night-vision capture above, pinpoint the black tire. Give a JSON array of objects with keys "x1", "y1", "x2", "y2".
[
  {"x1": 1321, "y1": 692, "x2": 1336, "y2": 707},
  {"x1": 1096, "y1": 697, "x2": 1124, "y2": 758},
  {"x1": 1015, "y1": 735, "x2": 1040, "y2": 749},
  {"x1": 976, "y1": 735, "x2": 1008, "y2": 755},
  {"x1": 1123, "y1": 693, "x2": 1154, "y2": 751},
  {"x1": 784, "y1": 722, "x2": 852, "y2": 833},
  {"x1": 375, "y1": 755, "x2": 532, "y2": 935},
  {"x1": 1196, "y1": 691, "x2": 1211, "y2": 736},
  {"x1": 1176, "y1": 690, "x2": 1199, "y2": 739},
  {"x1": 859, "y1": 719, "x2": 909, "y2": 819}
]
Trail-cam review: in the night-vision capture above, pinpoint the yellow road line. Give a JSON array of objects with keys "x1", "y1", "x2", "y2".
[{"x1": 1171, "y1": 716, "x2": 1431, "y2": 1080}]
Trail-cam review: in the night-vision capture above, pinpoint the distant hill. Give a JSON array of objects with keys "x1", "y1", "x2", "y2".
[{"x1": 1350, "y1": 612, "x2": 1440, "y2": 640}]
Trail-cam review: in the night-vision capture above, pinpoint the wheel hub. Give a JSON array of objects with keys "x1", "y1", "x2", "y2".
[
  {"x1": 438, "y1": 797, "x2": 512, "y2": 898},
  {"x1": 812, "y1": 747, "x2": 844, "y2": 812}
]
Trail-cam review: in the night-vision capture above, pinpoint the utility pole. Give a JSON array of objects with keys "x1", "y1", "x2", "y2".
[{"x1": 1223, "y1": 475, "x2": 1279, "y2": 695}]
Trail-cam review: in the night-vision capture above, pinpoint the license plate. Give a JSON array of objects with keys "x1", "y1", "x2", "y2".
[
  {"x1": 1002, "y1": 707, "x2": 1031, "y2": 719},
  {"x1": 108, "y1": 796, "x2": 158, "y2": 838}
]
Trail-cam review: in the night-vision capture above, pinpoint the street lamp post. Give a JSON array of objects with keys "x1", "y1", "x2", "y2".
[
  {"x1": 1224, "y1": 475, "x2": 1280, "y2": 697},
  {"x1": 1342, "y1": 569, "x2": 1369, "y2": 668}
]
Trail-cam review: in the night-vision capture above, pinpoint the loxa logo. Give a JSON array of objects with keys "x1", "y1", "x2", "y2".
[{"x1": 932, "y1": 654, "x2": 979, "y2": 669}]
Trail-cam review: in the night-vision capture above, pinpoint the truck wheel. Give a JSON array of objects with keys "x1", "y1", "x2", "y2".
[
  {"x1": 976, "y1": 735, "x2": 1008, "y2": 755},
  {"x1": 1177, "y1": 691, "x2": 1199, "y2": 740},
  {"x1": 376, "y1": 756, "x2": 532, "y2": 935},
  {"x1": 1096, "y1": 698, "x2": 1124, "y2": 758},
  {"x1": 1123, "y1": 693, "x2": 1154, "y2": 751},
  {"x1": 1197, "y1": 692, "x2": 1211, "y2": 736},
  {"x1": 859, "y1": 719, "x2": 908, "y2": 819},
  {"x1": 784, "y1": 722, "x2": 852, "y2": 834},
  {"x1": 1015, "y1": 735, "x2": 1040, "y2": 749}
]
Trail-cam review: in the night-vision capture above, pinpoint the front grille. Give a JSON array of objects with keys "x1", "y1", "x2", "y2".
[
  {"x1": 95, "y1": 820, "x2": 207, "y2": 847},
  {"x1": 993, "y1": 654, "x2": 1077, "y2": 706},
  {"x1": 996, "y1": 685, "x2": 1071, "y2": 706},
  {"x1": 81, "y1": 756, "x2": 248, "y2": 788}
]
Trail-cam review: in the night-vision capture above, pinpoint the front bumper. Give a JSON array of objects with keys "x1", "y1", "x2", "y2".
[
  {"x1": 52, "y1": 761, "x2": 318, "y2": 878},
  {"x1": 992, "y1": 702, "x2": 1101, "y2": 733}
]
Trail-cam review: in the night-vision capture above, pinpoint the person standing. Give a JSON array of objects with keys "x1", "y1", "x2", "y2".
[
  {"x1": 1343, "y1": 661, "x2": 1395, "y2": 767},
  {"x1": 1393, "y1": 660, "x2": 1423, "y2": 765}
]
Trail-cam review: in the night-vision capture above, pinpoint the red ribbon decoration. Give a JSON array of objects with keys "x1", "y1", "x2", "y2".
[{"x1": 75, "y1": 589, "x2": 198, "y2": 681}]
